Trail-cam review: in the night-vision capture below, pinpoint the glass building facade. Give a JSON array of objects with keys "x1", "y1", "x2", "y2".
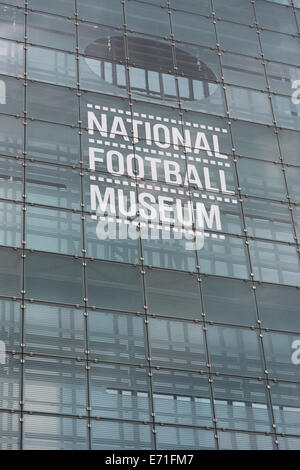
[{"x1": 0, "y1": 0, "x2": 300, "y2": 450}]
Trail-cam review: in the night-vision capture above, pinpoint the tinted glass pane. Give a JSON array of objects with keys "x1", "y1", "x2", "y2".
[
  {"x1": 263, "y1": 330, "x2": 300, "y2": 381},
  {"x1": 0, "y1": 115, "x2": 23, "y2": 157},
  {"x1": 206, "y1": 324, "x2": 264, "y2": 377},
  {"x1": 28, "y1": 0, "x2": 75, "y2": 16},
  {"x1": 23, "y1": 356, "x2": 87, "y2": 414},
  {"x1": 23, "y1": 414, "x2": 88, "y2": 450},
  {"x1": 26, "y1": 162, "x2": 82, "y2": 210},
  {"x1": 0, "y1": 246, "x2": 22, "y2": 297},
  {"x1": 27, "y1": 12, "x2": 76, "y2": 51},
  {"x1": 88, "y1": 310, "x2": 147, "y2": 364},
  {"x1": 152, "y1": 369, "x2": 213, "y2": 427},
  {"x1": 0, "y1": 39, "x2": 24, "y2": 78},
  {"x1": 148, "y1": 317, "x2": 207, "y2": 371},
  {"x1": 25, "y1": 251, "x2": 84, "y2": 304},
  {"x1": 27, "y1": 46, "x2": 77, "y2": 87},
  {"x1": 156, "y1": 426, "x2": 216, "y2": 450},
  {"x1": 91, "y1": 420, "x2": 153, "y2": 450},
  {"x1": 249, "y1": 239, "x2": 300, "y2": 286},
  {"x1": 218, "y1": 431, "x2": 274, "y2": 450},
  {"x1": 26, "y1": 120, "x2": 80, "y2": 166},
  {"x1": 0, "y1": 5, "x2": 24, "y2": 41},
  {"x1": 145, "y1": 268, "x2": 201, "y2": 320},
  {"x1": 89, "y1": 363, "x2": 151, "y2": 420},
  {"x1": 86, "y1": 259, "x2": 144, "y2": 311},
  {"x1": 202, "y1": 276, "x2": 257, "y2": 327},
  {"x1": 0, "y1": 353, "x2": 20, "y2": 409},
  {"x1": 27, "y1": 82, "x2": 78, "y2": 125},
  {"x1": 0, "y1": 200, "x2": 22, "y2": 248},
  {"x1": 0, "y1": 412, "x2": 19, "y2": 450},
  {"x1": 0, "y1": 300, "x2": 21, "y2": 352},
  {"x1": 24, "y1": 303, "x2": 85, "y2": 357},
  {"x1": 256, "y1": 283, "x2": 300, "y2": 333},
  {"x1": 26, "y1": 206, "x2": 82, "y2": 256},
  {"x1": 213, "y1": 375, "x2": 273, "y2": 432}
]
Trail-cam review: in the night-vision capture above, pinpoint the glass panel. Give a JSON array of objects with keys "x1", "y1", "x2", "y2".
[
  {"x1": 77, "y1": 0, "x2": 123, "y2": 28},
  {"x1": 255, "y1": 0, "x2": 297, "y2": 34},
  {"x1": 216, "y1": 21, "x2": 260, "y2": 56},
  {"x1": 170, "y1": 0, "x2": 211, "y2": 15},
  {"x1": 0, "y1": 353, "x2": 20, "y2": 409},
  {"x1": 23, "y1": 356, "x2": 87, "y2": 414},
  {"x1": 278, "y1": 437, "x2": 300, "y2": 450},
  {"x1": 27, "y1": 11, "x2": 76, "y2": 51},
  {"x1": 260, "y1": 30, "x2": 300, "y2": 67},
  {"x1": 0, "y1": 39, "x2": 24, "y2": 78},
  {"x1": 218, "y1": 431, "x2": 274, "y2": 450},
  {"x1": 213, "y1": 0, "x2": 255, "y2": 25},
  {"x1": 278, "y1": 128, "x2": 300, "y2": 166},
  {"x1": 226, "y1": 86, "x2": 273, "y2": 125},
  {"x1": 263, "y1": 330, "x2": 300, "y2": 381},
  {"x1": 145, "y1": 268, "x2": 201, "y2": 320},
  {"x1": 249, "y1": 239, "x2": 300, "y2": 286},
  {"x1": 28, "y1": 0, "x2": 75, "y2": 16},
  {"x1": 87, "y1": 310, "x2": 147, "y2": 364},
  {"x1": 221, "y1": 53, "x2": 266, "y2": 90},
  {"x1": 213, "y1": 375, "x2": 273, "y2": 432},
  {"x1": 202, "y1": 276, "x2": 257, "y2": 327},
  {"x1": 27, "y1": 81, "x2": 78, "y2": 126},
  {"x1": 152, "y1": 369, "x2": 213, "y2": 427},
  {"x1": 206, "y1": 324, "x2": 264, "y2": 377},
  {"x1": 86, "y1": 259, "x2": 144, "y2": 311},
  {"x1": 0, "y1": 300, "x2": 21, "y2": 352},
  {"x1": 0, "y1": 74, "x2": 24, "y2": 116},
  {"x1": 171, "y1": 10, "x2": 215, "y2": 47},
  {"x1": 0, "y1": 200, "x2": 22, "y2": 248},
  {"x1": 89, "y1": 363, "x2": 151, "y2": 420},
  {"x1": 270, "y1": 381, "x2": 300, "y2": 436},
  {"x1": 0, "y1": 115, "x2": 23, "y2": 157},
  {"x1": 26, "y1": 206, "x2": 82, "y2": 256},
  {"x1": 0, "y1": 246, "x2": 22, "y2": 297},
  {"x1": 285, "y1": 165, "x2": 300, "y2": 202},
  {"x1": 230, "y1": 120, "x2": 280, "y2": 161},
  {"x1": 272, "y1": 93, "x2": 300, "y2": 131},
  {"x1": 79, "y1": 56, "x2": 128, "y2": 98},
  {"x1": 26, "y1": 120, "x2": 80, "y2": 166},
  {"x1": 266, "y1": 61, "x2": 300, "y2": 96},
  {"x1": 148, "y1": 317, "x2": 207, "y2": 371},
  {"x1": 0, "y1": 412, "x2": 19, "y2": 450},
  {"x1": 182, "y1": 83, "x2": 226, "y2": 117},
  {"x1": 125, "y1": 2, "x2": 170, "y2": 38},
  {"x1": 80, "y1": 90, "x2": 131, "y2": 131},
  {"x1": 191, "y1": 193, "x2": 243, "y2": 236},
  {"x1": 243, "y1": 198, "x2": 295, "y2": 243},
  {"x1": 236, "y1": 158, "x2": 286, "y2": 200},
  {"x1": 256, "y1": 283, "x2": 300, "y2": 333},
  {"x1": 78, "y1": 23, "x2": 124, "y2": 59},
  {"x1": 25, "y1": 251, "x2": 84, "y2": 304},
  {"x1": 197, "y1": 234, "x2": 250, "y2": 279},
  {"x1": 0, "y1": 4, "x2": 24, "y2": 41},
  {"x1": 91, "y1": 420, "x2": 153, "y2": 450},
  {"x1": 23, "y1": 414, "x2": 88, "y2": 450},
  {"x1": 0, "y1": 156, "x2": 23, "y2": 201},
  {"x1": 24, "y1": 303, "x2": 85, "y2": 357},
  {"x1": 27, "y1": 46, "x2": 77, "y2": 87},
  {"x1": 156, "y1": 426, "x2": 216, "y2": 450},
  {"x1": 26, "y1": 161, "x2": 82, "y2": 210}
]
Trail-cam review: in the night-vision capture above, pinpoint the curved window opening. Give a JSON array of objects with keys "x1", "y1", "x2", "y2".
[{"x1": 84, "y1": 36, "x2": 217, "y2": 102}]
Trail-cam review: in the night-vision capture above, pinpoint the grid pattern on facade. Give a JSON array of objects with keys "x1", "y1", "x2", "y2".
[{"x1": 0, "y1": 0, "x2": 300, "y2": 450}]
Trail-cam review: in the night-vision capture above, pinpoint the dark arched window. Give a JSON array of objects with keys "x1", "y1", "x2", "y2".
[{"x1": 85, "y1": 36, "x2": 217, "y2": 102}]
